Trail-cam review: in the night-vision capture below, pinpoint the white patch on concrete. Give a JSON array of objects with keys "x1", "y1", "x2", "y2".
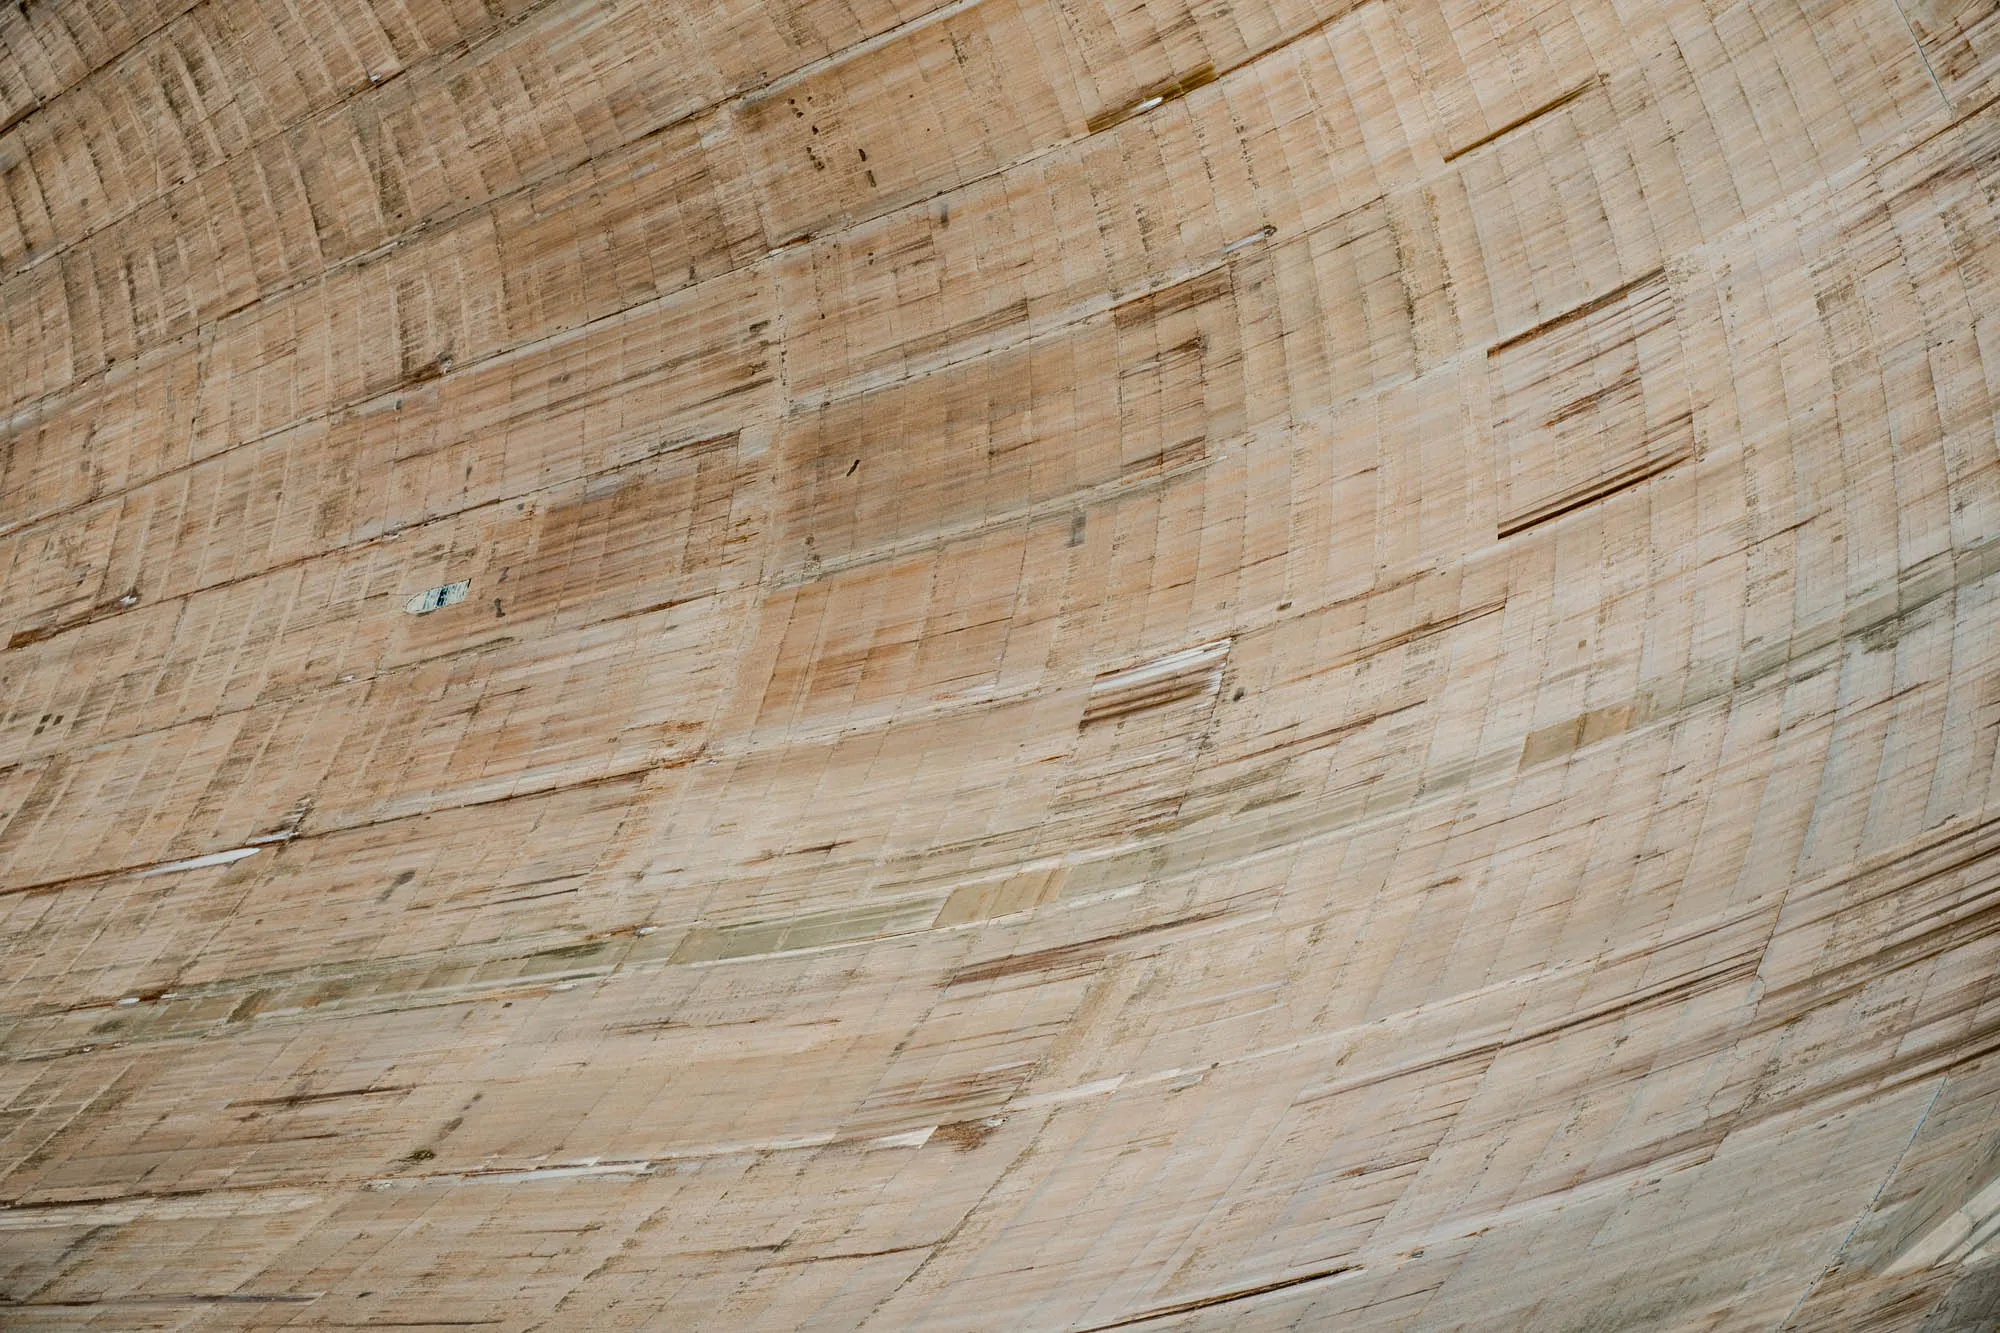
[
  {"x1": 1011, "y1": 1076, "x2": 1125, "y2": 1110},
  {"x1": 404, "y1": 580, "x2": 470, "y2": 615},
  {"x1": 137, "y1": 847, "x2": 262, "y2": 877}
]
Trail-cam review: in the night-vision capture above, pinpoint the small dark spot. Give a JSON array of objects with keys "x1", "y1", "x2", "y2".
[
  {"x1": 403, "y1": 1147, "x2": 435, "y2": 1163},
  {"x1": 494, "y1": 598, "x2": 505, "y2": 617},
  {"x1": 1277, "y1": 600, "x2": 1292, "y2": 611},
  {"x1": 393, "y1": 870, "x2": 415, "y2": 886},
  {"x1": 1232, "y1": 687, "x2": 1245, "y2": 701},
  {"x1": 846, "y1": 458, "x2": 860, "y2": 476},
  {"x1": 857, "y1": 148, "x2": 867, "y2": 161}
]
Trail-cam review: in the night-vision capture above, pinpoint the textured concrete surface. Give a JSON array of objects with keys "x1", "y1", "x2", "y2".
[{"x1": 2, "y1": 0, "x2": 2000, "y2": 1325}]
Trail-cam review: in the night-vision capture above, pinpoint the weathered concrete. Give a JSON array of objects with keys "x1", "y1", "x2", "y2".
[{"x1": 2, "y1": 0, "x2": 2000, "y2": 1325}]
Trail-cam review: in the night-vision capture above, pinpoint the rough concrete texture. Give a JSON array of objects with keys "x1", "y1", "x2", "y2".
[{"x1": 3, "y1": 0, "x2": 2000, "y2": 1326}]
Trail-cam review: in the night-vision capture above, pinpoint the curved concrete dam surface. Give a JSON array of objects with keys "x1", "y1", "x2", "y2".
[{"x1": 3, "y1": 0, "x2": 2000, "y2": 1326}]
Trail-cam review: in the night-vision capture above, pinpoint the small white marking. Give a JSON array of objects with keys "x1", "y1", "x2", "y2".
[
  {"x1": 137, "y1": 847, "x2": 261, "y2": 877},
  {"x1": 871, "y1": 1126, "x2": 936, "y2": 1150},
  {"x1": 1133, "y1": 96, "x2": 1164, "y2": 114},
  {"x1": 116, "y1": 997, "x2": 139, "y2": 1006},
  {"x1": 1011, "y1": 1076, "x2": 1125, "y2": 1110},
  {"x1": 1089, "y1": 639, "x2": 1232, "y2": 697}
]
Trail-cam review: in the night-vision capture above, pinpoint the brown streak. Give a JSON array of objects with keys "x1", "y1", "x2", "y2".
[{"x1": 1442, "y1": 79, "x2": 1600, "y2": 163}]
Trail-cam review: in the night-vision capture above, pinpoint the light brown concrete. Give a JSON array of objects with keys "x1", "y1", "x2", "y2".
[{"x1": 1, "y1": 0, "x2": 1999, "y2": 1325}]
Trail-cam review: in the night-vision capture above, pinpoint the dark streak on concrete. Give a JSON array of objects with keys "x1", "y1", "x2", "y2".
[{"x1": 1072, "y1": 1262, "x2": 1362, "y2": 1329}]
